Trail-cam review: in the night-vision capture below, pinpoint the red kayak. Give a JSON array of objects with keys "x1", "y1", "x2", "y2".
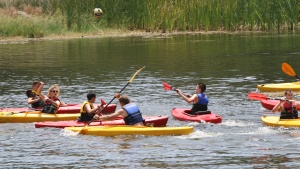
[
  {"x1": 260, "y1": 100, "x2": 300, "y2": 111},
  {"x1": 0, "y1": 103, "x2": 117, "y2": 114},
  {"x1": 172, "y1": 108, "x2": 222, "y2": 123},
  {"x1": 34, "y1": 115, "x2": 169, "y2": 128},
  {"x1": 260, "y1": 100, "x2": 277, "y2": 110}
]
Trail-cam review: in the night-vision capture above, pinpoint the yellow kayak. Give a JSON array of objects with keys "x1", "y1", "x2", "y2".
[
  {"x1": 257, "y1": 82, "x2": 300, "y2": 92},
  {"x1": 0, "y1": 111, "x2": 80, "y2": 123},
  {"x1": 261, "y1": 116, "x2": 300, "y2": 127},
  {"x1": 65, "y1": 125, "x2": 194, "y2": 136}
]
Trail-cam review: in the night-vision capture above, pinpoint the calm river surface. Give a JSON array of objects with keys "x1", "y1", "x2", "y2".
[{"x1": 1, "y1": 32, "x2": 300, "y2": 168}]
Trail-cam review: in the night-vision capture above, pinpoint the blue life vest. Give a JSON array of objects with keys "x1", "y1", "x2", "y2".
[
  {"x1": 123, "y1": 103, "x2": 144, "y2": 125},
  {"x1": 197, "y1": 93, "x2": 208, "y2": 105},
  {"x1": 191, "y1": 93, "x2": 209, "y2": 113}
]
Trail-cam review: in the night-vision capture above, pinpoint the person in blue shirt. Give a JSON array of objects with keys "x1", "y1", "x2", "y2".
[
  {"x1": 94, "y1": 93, "x2": 144, "y2": 126},
  {"x1": 176, "y1": 82, "x2": 209, "y2": 114}
]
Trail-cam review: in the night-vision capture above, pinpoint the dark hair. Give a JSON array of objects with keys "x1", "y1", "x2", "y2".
[
  {"x1": 284, "y1": 90, "x2": 292, "y2": 96},
  {"x1": 32, "y1": 81, "x2": 40, "y2": 86},
  {"x1": 26, "y1": 90, "x2": 33, "y2": 97},
  {"x1": 118, "y1": 95, "x2": 130, "y2": 105},
  {"x1": 87, "y1": 93, "x2": 96, "y2": 100},
  {"x1": 198, "y1": 83, "x2": 206, "y2": 92}
]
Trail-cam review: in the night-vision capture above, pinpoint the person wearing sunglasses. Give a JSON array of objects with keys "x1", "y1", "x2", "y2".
[
  {"x1": 37, "y1": 82, "x2": 67, "y2": 114},
  {"x1": 26, "y1": 81, "x2": 45, "y2": 108}
]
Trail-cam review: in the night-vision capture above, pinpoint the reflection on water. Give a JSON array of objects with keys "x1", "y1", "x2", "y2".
[{"x1": 1, "y1": 32, "x2": 300, "y2": 168}]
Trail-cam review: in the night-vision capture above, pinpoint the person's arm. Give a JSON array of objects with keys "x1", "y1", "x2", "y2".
[
  {"x1": 37, "y1": 82, "x2": 48, "y2": 100},
  {"x1": 27, "y1": 97, "x2": 41, "y2": 104},
  {"x1": 272, "y1": 100, "x2": 284, "y2": 113},
  {"x1": 46, "y1": 99, "x2": 60, "y2": 108},
  {"x1": 98, "y1": 109, "x2": 124, "y2": 121},
  {"x1": 59, "y1": 100, "x2": 68, "y2": 107},
  {"x1": 84, "y1": 103, "x2": 102, "y2": 114},
  {"x1": 176, "y1": 89, "x2": 197, "y2": 103},
  {"x1": 295, "y1": 101, "x2": 300, "y2": 109}
]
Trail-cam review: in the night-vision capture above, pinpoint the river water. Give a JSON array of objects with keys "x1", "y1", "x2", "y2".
[{"x1": 1, "y1": 32, "x2": 300, "y2": 168}]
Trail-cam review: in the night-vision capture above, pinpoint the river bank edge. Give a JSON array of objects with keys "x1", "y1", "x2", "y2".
[{"x1": 0, "y1": 29, "x2": 262, "y2": 44}]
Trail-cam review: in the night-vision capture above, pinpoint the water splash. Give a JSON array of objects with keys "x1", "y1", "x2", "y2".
[
  {"x1": 239, "y1": 126, "x2": 279, "y2": 135},
  {"x1": 222, "y1": 119, "x2": 256, "y2": 127},
  {"x1": 175, "y1": 130, "x2": 224, "y2": 140},
  {"x1": 60, "y1": 128, "x2": 79, "y2": 137}
]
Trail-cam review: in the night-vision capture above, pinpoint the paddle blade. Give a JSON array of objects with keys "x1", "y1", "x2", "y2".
[
  {"x1": 282, "y1": 62, "x2": 296, "y2": 77},
  {"x1": 77, "y1": 124, "x2": 89, "y2": 135},
  {"x1": 162, "y1": 82, "x2": 173, "y2": 90},
  {"x1": 129, "y1": 66, "x2": 145, "y2": 83},
  {"x1": 248, "y1": 92, "x2": 269, "y2": 101},
  {"x1": 100, "y1": 99, "x2": 106, "y2": 105}
]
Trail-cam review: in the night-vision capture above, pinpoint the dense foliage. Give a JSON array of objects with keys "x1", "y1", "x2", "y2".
[{"x1": 0, "y1": 0, "x2": 299, "y2": 37}]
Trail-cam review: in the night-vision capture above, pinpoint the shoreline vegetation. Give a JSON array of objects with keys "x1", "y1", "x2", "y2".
[{"x1": 0, "y1": 0, "x2": 300, "y2": 43}]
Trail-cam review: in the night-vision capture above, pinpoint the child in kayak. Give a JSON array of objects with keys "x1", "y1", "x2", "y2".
[
  {"x1": 272, "y1": 90, "x2": 300, "y2": 119},
  {"x1": 176, "y1": 82, "x2": 209, "y2": 115},
  {"x1": 94, "y1": 93, "x2": 145, "y2": 126},
  {"x1": 26, "y1": 81, "x2": 45, "y2": 108},
  {"x1": 37, "y1": 82, "x2": 67, "y2": 114},
  {"x1": 77, "y1": 92, "x2": 104, "y2": 122}
]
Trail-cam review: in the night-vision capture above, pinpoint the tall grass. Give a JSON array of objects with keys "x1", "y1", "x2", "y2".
[{"x1": 0, "y1": 0, "x2": 299, "y2": 38}]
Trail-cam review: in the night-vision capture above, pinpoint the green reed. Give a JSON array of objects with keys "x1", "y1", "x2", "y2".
[{"x1": 0, "y1": 0, "x2": 299, "y2": 38}]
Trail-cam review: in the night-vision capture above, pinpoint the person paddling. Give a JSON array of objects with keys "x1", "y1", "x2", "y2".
[
  {"x1": 94, "y1": 93, "x2": 145, "y2": 126},
  {"x1": 26, "y1": 81, "x2": 45, "y2": 108},
  {"x1": 176, "y1": 82, "x2": 209, "y2": 115},
  {"x1": 272, "y1": 90, "x2": 300, "y2": 119},
  {"x1": 77, "y1": 92, "x2": 104, "y2": 122}
]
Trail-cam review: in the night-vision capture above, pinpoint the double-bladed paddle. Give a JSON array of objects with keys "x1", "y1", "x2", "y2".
[
  {"x1": 282, "y1": 62, "x2": 300, "y2": 80},
  {"x1": 248, "y1": 92, "x2": 275, "y2": 100},
  {"x1": 248, "y1": 92, "x2": 294, "y2": 101},
  {"x1": 162, "y1": 82, "x2": 176, "y2": 91},
  {"x1": 163, "y1": 82, "x2": 192, "y2": 98},
  {"x1": 76, "y1": 66, "x2": 145, "y2": 134}
]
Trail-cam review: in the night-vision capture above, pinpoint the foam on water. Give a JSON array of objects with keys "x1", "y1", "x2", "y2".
[
  {"x1": 222, "y1": 119, "x2": 256, "y2": 127},
  {"x1": 239, "y1": 126, "x2": 279, "y2": 135},
  {"x1": 175, "y1": 129, "x2": 224, "y2": 139},
  {"x1": 60, "y1": 128, "x2": 79, "y2": 137}
]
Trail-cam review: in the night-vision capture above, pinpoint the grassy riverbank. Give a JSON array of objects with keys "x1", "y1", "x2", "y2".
[{"x1": 0, "y1": 0, "x2": 299, "y2": 41}]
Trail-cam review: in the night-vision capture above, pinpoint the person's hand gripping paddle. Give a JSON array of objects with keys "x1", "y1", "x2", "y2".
[{"x1": 75, "y1": 66, "x2": 145, "y2": 135}]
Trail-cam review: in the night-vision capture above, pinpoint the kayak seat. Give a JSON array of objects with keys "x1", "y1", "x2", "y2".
[
  {"x1": 193, "y1": 111, "x2": 211, "y2": 115},
  {"x1": 183, "y1": 110, "x2": 211, "y2": 116}
]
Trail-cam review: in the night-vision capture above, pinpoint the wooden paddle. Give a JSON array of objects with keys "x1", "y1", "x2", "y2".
[
  {"x1": 76, "y1": 66, "x2": 145, "y2": 134},
  {"x1": 282, "y1": 62, "x2": 300, "y2": 80}
]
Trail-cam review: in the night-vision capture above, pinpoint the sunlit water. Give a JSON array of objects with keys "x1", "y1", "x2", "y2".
[{"x1": 1, "y1": 32, "x2": 300, "y2": 168}]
